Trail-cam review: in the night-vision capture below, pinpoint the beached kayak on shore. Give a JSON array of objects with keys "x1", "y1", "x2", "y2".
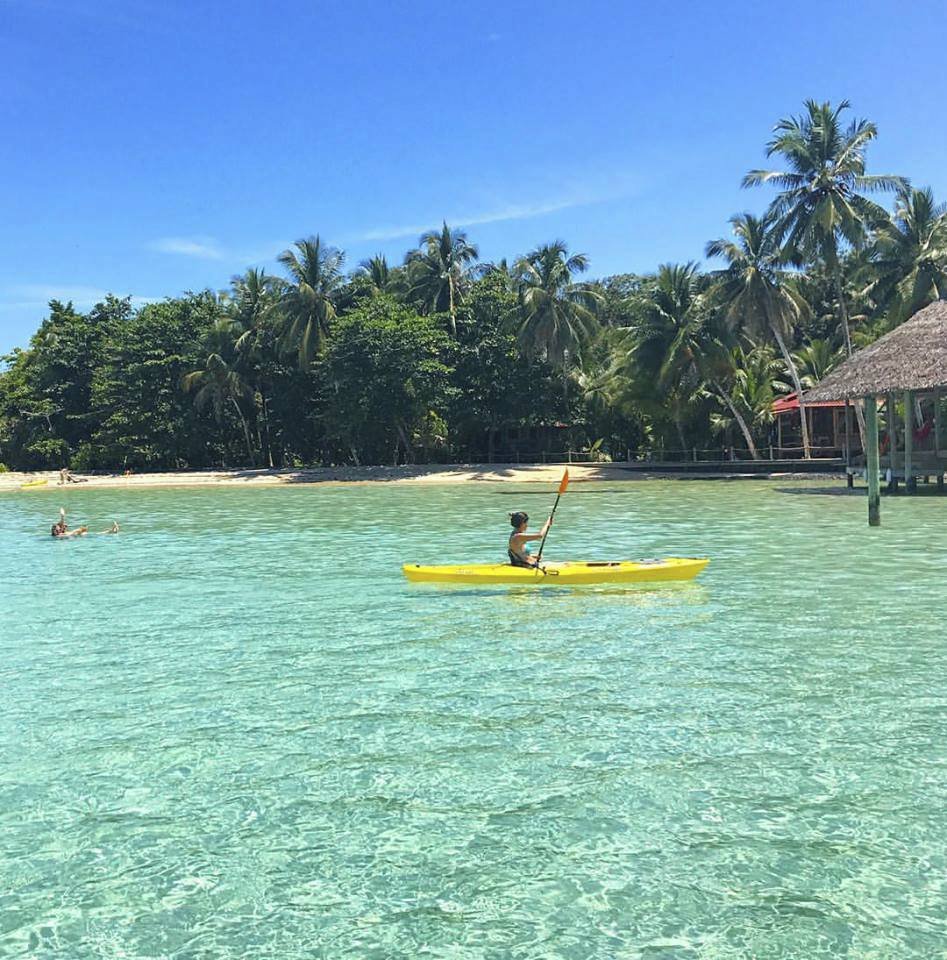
[{"x1": 403, "y1": 557, "x2": 709, "y2": 585}]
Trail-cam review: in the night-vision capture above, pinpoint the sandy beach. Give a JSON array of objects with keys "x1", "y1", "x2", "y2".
[
  {"x1": 1, "y1": 463, "x2": 646, "y2": 491},
  {"x1": 0, "y1": 462, "x2": 845, "y2": 492}
]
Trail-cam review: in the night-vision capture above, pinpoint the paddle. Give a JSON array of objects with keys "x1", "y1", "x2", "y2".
[{"x1": 535, "y1": 469, "x2": 569, "y2": 565}]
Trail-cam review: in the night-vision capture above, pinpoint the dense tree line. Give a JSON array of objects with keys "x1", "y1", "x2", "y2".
[{"x1": 3, "y1": 99, "x2": 946, "y2": 471}]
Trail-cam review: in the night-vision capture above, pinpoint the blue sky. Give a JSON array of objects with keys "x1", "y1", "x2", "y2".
[{"x1": 2, "y1": 0, "x2": 946, "y2": 354}]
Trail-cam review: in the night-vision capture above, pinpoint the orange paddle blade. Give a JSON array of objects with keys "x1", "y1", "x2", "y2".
[{"x1": 558, "y1": 469, "x2": 569, "y2": 495}]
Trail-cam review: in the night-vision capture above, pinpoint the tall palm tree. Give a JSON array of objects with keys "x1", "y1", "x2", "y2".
[
  {"x1": 867, "y1": 186, "x2": 947, "y2": 327},
  {"x1": 742, "y1": 99, "x2": 906, "y2": 356},
  {"x1": 229, "y1": 268, "x2": 280, "y2": 467},
  {"x1": 630, "y1": 263, "x2": 759, "y2": 457},
  {"x1": 405, "y1": 222, "x2": 479, "y2": 332},
  {"x1": 276, "y1": 236, "x2": 345, "y2": 367},
  {"x1": 230, "y1": 268, "x2": 279, "y2": 350},
  {"x1": 182, "y1": 318, "x2": 255, "y2": 463},
  {"x1": 512, "y1": 241, "x2": 601, "y2": 377},
  {"x1": 355, "y1": 254, "x2": 406, "y2": 299},
  {"x1": 706, "y1": 213, "x2": 814, "y2": 457}
]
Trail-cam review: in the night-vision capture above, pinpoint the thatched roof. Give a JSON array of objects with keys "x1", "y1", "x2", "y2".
[{"x1": 805, "y1": 300, "x2": 947, "y2": 401}]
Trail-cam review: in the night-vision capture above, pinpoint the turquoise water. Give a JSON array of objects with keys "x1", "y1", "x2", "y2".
[{"x1": 1, "y1": 480, "x2": 945, "y2": 958}]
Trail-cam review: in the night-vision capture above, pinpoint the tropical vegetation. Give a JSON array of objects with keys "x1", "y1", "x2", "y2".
[{"x1": 3, "y1": 99, "x2": 946, "y2": 471}]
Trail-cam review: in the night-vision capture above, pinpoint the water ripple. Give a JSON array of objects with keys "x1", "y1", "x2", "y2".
[{"x1": 1, "y1": 481, "x2": 945, "y2": 957}]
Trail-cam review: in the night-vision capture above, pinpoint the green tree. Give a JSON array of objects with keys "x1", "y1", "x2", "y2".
[
  {"x1": 90, "y1": 293, "x2": 220, "y2": 469},
  {"x1": 355, "y1": 254, "x2": 407, "y2": 299},
  {"x1": 0, "y1": 296, "x2": 131, "y2": 468},
  {"x1": 405, "y1": 222, "x2": 479, "y2": 332},
  {"x1": 450, "y1": 272, "x2": 561, "y2": 460},
  {"x1": 228, "y1": 268, "x2": 282, "y2": 466},
  {"x1": 182, "y1": 317, "x2": 256, "y2": 464},
  {"x1": 709, "y1": 345, "x2": 784, "y2": 451},
  {"x1": 276, "y1": 236, "x2": 345, "y2": 367},
  {"x1": 791, "y1": 338, "x2": 843, "y2": 389},
  {"x1": 743, "y1": 99, "x2": 906, "y2": 355},
  {"x1": 706, "y1": 214, "x2": 813, "y2": 457},
  {"x1": 511, "y1": 241, "x2": 601, "y2": 382},
  {"x1": 616, "y1": 264, "x2": 710, "y2": 453},
  {"x1": 866, "y1": 186, "x2": 947, "y2": 328},
  {"x1": 321, "y1": 297, "x2": 455, "y2": 464}
]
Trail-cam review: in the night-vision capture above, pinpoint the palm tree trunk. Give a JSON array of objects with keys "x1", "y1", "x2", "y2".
[
  {"x1": 834, "y1": 269, "x2": 854, "y2": 358},
  {"x1": 396, "y1": 420, "x2": 415, "y2": 463},
  {"x1": 230, "y1": 398, "x2": 255, "y2": 465},
  {"x1": 674, "y1": 419, "x2": 687, "y2": 456},
  {"x1": 710, "y1": 379, "x2": 759, "y2": 459},
  {"x1": 833, "y1": 269, "x2": 868, "y2": 447},
  {"x1": 771, "y1": 325, "x2": 811, "y2": 459},
  {"x1": 261, "y1": 394, "x2": 274, "y2": 468},
  {"x1": 448, "y1": 276, "x2": 456, "y2": 335}
]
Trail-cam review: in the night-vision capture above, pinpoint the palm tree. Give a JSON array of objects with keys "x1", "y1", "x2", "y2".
[
  {"x1": 792, "y1": 338, "x2": 844, "y2": 389},
  {"x1": 511, "y1": 241, "x2": 601, "y2": 378},
  {"x1": 229, "y1": 268, "x2": 279, "y2": 349},
  {"x1": 742, "y1": 99, "x2": 906, "y2": 356},
  {"x1": 405, "y1": 222, "x2": 479, "y2": 332},
  {"x1": 276, "y1": 236, "x2": 345, "y2": 367},
  {"x1": 355, "y1": 254, "x2": 406, "y2": 299},
  {"x1": 229, "y1": 268, "x2": 280, "y2": 467},
  {"x1": 867, "y1": 186, "x2": 947, "y2": 327},
  {"x1": 706, "y1": 213, "x2": 813, "y2": 457},
  {"x1": 629, "y1": 263, "x2": 759, "y2": 457},
  {"x1": 182, "y1": 318, "x2": 255, "y2": 463},
  {"x1": 709, "y1": 345, "x2": 784, "y2": 450}
]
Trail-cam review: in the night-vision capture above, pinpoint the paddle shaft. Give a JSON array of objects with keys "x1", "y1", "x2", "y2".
[{"x1": 535, "y1": 493, "x2": 562, "y2": 564}]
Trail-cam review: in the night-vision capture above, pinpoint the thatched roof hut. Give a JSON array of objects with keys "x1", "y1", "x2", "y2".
[{"x1": 806, "y1": 300, "x2": 947, "y2": 402}]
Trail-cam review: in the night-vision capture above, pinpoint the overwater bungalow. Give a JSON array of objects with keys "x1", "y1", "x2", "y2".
[{"x1": 805, "y1": 300, "x2": 947, "y2": 525}]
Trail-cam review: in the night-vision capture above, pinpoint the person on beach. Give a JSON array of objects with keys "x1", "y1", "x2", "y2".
[
  {"x1": 507, "y1": 511, "x2": 551, "y2": 567},
  {"x1": 58, "y1": 468, "x2": 87, "y2": 485}
]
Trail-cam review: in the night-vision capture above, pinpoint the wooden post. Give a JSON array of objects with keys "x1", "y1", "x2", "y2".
[
  {"x1": 843, "y1": 400, "x2": 852, "y2": 467},
  {"x1": 865, "y1": 395, "x2": 881, "y2": 526},
  {"x1": 777, "y1": 415, "x2": 783, "y2": 456},
  {"x1": 904, "y1": 390, "x2": 915, "y2": 492},
  {"x1": 936, "y1": 388, "x2": 942, "y2": 456},
  {"x1": 887, "y1": 393, "x2": 897, "y2": 467}
]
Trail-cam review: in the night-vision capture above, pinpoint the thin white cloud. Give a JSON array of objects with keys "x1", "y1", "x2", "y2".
[
  {"x1": 357, "y1": 197, "x2": 593, "y2": 243},
  {"x1": 2, "y1": 285, "x2": 159, "y2": 309},
  {"x1": 150, "y1": 236, "x2": 224, "y2": 260}
]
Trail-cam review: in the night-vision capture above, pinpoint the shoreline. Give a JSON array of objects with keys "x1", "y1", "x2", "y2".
[{"x1": 0, "y1": 463, "x2": 845, "y2": 491}]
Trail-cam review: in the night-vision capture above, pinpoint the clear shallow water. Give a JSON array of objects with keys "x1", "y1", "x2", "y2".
[{"x1": 1, "y1": 479, "x2": 945, "y2": 959}]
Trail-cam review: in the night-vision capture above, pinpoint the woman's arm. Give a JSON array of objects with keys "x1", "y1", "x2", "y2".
[{"x1": 519, "y1": 524, "x2": 551, "y2": 542}]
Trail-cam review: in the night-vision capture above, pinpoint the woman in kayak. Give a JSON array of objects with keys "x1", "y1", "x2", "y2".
[{"x1": 508, "y1": 511, "x2": 552, "y2": 567}]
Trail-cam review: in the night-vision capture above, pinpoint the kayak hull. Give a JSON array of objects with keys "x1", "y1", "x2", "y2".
[{"x1": 402, "y1": 557, "x2": 709, "y2": 585}]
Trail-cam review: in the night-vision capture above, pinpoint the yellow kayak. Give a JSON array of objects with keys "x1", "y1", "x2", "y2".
[
  {"x1": 20, "y1": 478, "x2": 49, "y2": 488},
  {"x1": 403, "y1": 557, "x2": 709, "y2": 585}
]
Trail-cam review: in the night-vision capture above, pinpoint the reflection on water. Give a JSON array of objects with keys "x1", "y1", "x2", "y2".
[{"x1": 1, "y1": 479, "x2": 945, "y2": 958}]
